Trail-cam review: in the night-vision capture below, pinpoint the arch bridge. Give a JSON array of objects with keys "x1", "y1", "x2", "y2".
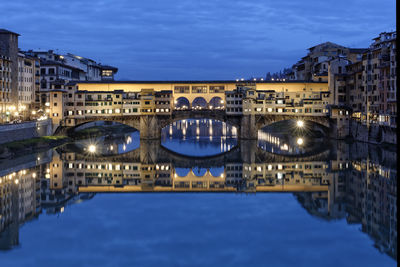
[{"x1": 59, "y1": 110, "x2": 334, "y2": 140}]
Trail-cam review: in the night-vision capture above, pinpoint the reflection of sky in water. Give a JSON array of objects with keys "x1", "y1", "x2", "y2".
[
  {"x1": 161, "y1": 119, "x2": 238, "y2": 156},
  {"x1": 93, "y1": 131, "x2": 140, "y2": 155},
  {"x1": 175, "y1": 168, "x2": 191, "y2": 177},
  {"x1": 116, "y1": 131, "x2": 140, "y2": 153},
  {"x1": 175, "y1": 167, "x2": 224, "y2": 177}
]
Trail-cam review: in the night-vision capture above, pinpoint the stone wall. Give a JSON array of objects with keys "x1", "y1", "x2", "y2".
[
  {"x1": 349, "y1": 119, "x2": 397, "y2": 145},
  {"x1": 0, "y1": 119, "x2": 53, "y2": 145}
]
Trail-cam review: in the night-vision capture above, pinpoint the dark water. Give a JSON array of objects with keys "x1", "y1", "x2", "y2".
[{"x1": 0, "y1": 120, "x2": 397, "y2": 266}]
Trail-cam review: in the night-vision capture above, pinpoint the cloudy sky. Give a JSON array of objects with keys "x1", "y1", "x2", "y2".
[{"x1": 1, "y1": 0, "x2": 396, "y2": 80}]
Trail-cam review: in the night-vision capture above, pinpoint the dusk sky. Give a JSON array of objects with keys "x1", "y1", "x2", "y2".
[{"x1": 1, "y1": 0, "x2": 396, "y2": 80}]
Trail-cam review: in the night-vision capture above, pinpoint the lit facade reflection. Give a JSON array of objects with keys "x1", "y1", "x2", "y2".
[{"x1": 0, "y1": 131, "x2": 396, "y2": 260}]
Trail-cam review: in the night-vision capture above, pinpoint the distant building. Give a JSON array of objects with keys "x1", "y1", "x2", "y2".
[
  {"x1": 0, "y1": 29, "x2": 19, "y2": 122},
  {"x1": 288, "y1": 31, "x2": 397, "y2": 127},
  {"x1": 24, "y1": 50, "x2": 118, "y2": 110},
  {"x1": 0, "y1": 54, "x2": 12, "y2": 122}
]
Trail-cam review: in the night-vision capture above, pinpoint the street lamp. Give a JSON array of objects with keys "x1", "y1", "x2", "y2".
[
  {"x1": 88, "y1": 144, "x2": 96, "y2": 153},
  {"x1": 296, "y1": 120, "x2": 304, "y2": 128}
]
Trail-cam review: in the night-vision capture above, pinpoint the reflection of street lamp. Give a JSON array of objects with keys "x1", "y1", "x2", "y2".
[{"x1": 297, "y1": 138, "x2": 304, "y2": 145}]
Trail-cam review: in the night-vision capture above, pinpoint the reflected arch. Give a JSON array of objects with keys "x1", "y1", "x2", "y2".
[
  {"x1": 192, "y1": 97, "x2": 207, "y2": 109},
  {"x1": 175, "y1": 97, "x2": 190, "y2": 110},
  {"x1": 209, "y1": 97, "x2": 224, "y2": 109},
  {"x1": 258, "y1": 118, "x2": 330, "y2": 137},
  {"x1": 209, "y1": 166, "x2": 224, "y2": 177},
  {"x1": 175, "y1": 168, "x2": 191, "y2": 177},
  {"x1": 192, "y1": 167, "x2": 207, "y2": 177},
  {"x1": 68, "y1": 120, "x2": 140, "y2": 135}
]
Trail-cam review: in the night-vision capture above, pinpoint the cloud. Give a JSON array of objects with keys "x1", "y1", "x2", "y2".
[{"x1": 1, "y1": 0, "x2": 396, "y2": 80}]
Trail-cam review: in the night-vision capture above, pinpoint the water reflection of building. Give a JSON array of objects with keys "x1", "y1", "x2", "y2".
[
  {"x1": 0, "y1": 168, "x2": 41, "y2": 249},
  {"x1": 0, "y1": 141, "x2": 396, "y2": 259},
  {"x1": 346, "y1": 159, "x2": 397, "y2": 259}
]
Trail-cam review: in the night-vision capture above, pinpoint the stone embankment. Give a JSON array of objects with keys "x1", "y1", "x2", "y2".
[
  {"x1": 349, "y1": 119, "x2": 396, "y2": 145},
  {"x1": 0, "y1": 119, "x2": 53, "y2": 145}
]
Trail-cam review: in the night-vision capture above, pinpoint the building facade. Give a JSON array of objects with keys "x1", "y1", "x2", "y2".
[{"x1": 0, "y1": 29, "x2": 19, "y2": 123}]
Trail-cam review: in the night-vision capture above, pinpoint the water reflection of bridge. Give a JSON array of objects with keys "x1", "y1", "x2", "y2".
[
  {"x1": 0, "y1": 141, "x2": 397, "y2": 258},
  {"x1": 55, "y1": 140, "x2": 335, "y2": 194},
  {"x1": 71, "y1": 140, "x2": 333, "y2": 167}
]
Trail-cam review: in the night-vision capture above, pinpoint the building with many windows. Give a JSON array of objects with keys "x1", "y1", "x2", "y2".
[
  {"x1": 17, "y1": 52, "x2": 40, "y2": 119},
  {"x1": 0, "y1": 29, "x2": 19, "y2": 123}
]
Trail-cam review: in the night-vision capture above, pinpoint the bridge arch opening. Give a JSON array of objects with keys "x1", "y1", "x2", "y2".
[
  {"x1": 192, "y1": 97, "x2": 207, "y2": 110},
  {"x1": 209, "y1": 97, "x2": 224, "y2": 110},
  {"x1": 175, "y1": 97, "x2": 190, "y2": 110},
  {"x1": 258, "y1": 119, "x2": 330, "y2": 156},
  {"x1": 72, "y1": 120, "x2": 139, "y2": 134},
  {"x1": 161, "y1": 119, "x2": 238, "y2": 157},
  {"x1": 260, "y1": 119, "x2": 329, "y2": 138}
]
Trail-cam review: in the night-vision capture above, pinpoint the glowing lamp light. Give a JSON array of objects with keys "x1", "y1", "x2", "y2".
[
  {"x1": 296, "y1": 120, "x2": 304, "y2": 128},
  {"x1": 88, "y1": 144, "x2": 96, "y2": 153},
  {"x1": 297, "y1": 138, "x2": 304, "y2": 145}
]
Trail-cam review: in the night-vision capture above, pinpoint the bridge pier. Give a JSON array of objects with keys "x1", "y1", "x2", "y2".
[
  {"x1": 239, "y1": 139, "x2": 258, "y2": 163},
  {"x1": 240, "y1": 115, "x2": 258, "y2": 139},
  {"x1": 140, "y1": 115, "x2": 162, "y2": 140}
]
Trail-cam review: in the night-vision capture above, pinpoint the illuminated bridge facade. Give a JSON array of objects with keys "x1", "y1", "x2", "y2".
[{"x1": 48, "y1": 80, "x2": 351, "y2": 139}]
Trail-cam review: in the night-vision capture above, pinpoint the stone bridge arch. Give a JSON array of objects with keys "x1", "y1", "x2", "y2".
[
  {"x1": 237, "y1": 114, "x2": 332, "y2": 140},
  {"x1": 255, "y1": 114, "x2": 331, "y2": 129},
  {"x1": 158, "y1": 110, "x2": 241, "y2": 130},
  {"x1": 56, "y1": 116, "x2": 141, "y2": 136}
]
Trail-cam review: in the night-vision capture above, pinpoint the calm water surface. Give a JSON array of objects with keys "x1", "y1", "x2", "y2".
[{"x1": 0, "y1": 120, "x2": 396, "y2": 267}]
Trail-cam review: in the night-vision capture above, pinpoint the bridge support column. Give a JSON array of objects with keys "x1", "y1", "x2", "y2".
[
  {"x1": 140, "y1": 115, "x2": 161, "y2": 140},
  {"x1": 240, "y1": 115, "x2": 258, "y2": 139},
  {"x1": 240, "y1": 139, "x2": 257, "y2": 163},
  {"x1": 140, "y1": 139, "x2": 161, "y2": 164}
]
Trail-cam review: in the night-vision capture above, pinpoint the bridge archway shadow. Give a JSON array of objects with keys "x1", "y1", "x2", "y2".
[
  {"x1": 258, "y1": 118, "x2": 331, "y2": 138},
  {"x1": 63, "y1": 120, "x2": 140, "y2": 138}
]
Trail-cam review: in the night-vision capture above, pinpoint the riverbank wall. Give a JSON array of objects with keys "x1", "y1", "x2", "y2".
[
  {"x1": 0, "y1": 119, "x2": 53, "y2": 145},
  {"x1": 349, "y1": 119, "x2": 397, "y2": 145}
]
